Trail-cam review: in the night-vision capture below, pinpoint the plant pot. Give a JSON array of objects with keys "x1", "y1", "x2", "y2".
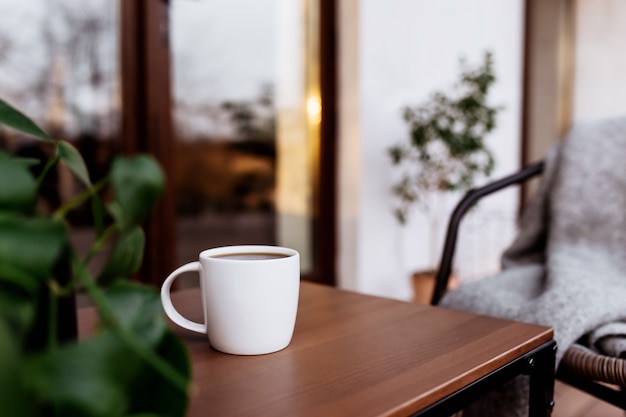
[{"x1": 411, "y1": 270, "x2": 458, "y2": 304}]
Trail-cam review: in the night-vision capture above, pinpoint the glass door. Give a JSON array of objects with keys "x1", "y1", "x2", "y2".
[{"x1": 170, "y1": 0, "x2": 324, "y2": 282}]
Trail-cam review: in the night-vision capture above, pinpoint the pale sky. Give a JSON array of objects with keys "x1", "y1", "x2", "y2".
[{"x1": 171, "y1": 0, "x2": 277, "y2": 104}]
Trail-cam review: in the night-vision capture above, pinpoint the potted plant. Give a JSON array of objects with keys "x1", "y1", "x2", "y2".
[
  {"x1": 388, "y1": 52, "x2": 502, "y2": 300},
  {"x1": 0, "y1": 98, "x2": 191, "y2": 416}
]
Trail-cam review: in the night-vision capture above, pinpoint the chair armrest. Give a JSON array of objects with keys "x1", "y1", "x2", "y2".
[{"x1": 430, "y1": 160, "x2": 545, "y2": 305}]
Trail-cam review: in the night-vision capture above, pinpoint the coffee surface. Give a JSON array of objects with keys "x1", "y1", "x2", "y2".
[{"x1": 212, "y1": 253, "x2": 289, "y2": 261}]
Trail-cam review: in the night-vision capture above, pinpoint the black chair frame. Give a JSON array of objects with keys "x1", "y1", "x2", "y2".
[{"x1": 431, "y1": 160, "x2": 544, "y2": 305}]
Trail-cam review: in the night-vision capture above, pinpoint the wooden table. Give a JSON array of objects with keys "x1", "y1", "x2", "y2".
[{"x1": 79, "y1": 282, "x2": 555, "y2": 416}]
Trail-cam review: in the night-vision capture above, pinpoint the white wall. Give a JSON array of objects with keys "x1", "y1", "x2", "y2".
[
  {"x1": 573, "y1": 0, "x2": 626, "y2": 121},
  {"x1": 339, "y1": 0, "x2": 525, "y2": 300}
]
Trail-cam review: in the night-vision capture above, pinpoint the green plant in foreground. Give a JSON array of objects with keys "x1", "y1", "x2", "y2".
[
  {"x1": 0, "y1": 98, "x2": 191, "y2": 416},
  {"x1": 389, "y1": 51, "x2": 502, "y2": 224}
]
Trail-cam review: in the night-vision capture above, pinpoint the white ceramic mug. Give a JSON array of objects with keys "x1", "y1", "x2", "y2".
[{"x1": 161, "y1": 245, "x2": 300, "y2": 355}]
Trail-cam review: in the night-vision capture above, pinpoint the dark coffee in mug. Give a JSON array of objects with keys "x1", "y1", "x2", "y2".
[{"x1": 212, "y1": 253, "x2": 291, "y2": 261}]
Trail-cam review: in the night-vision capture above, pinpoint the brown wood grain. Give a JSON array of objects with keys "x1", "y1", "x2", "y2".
[{"x1": 78, "y1": 282, "x2": 553, "y2": 417}]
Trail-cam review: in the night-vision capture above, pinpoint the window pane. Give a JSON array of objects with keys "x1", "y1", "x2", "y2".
[{"x1": 171, "y1": 0, "x2": 317, "y2": 275}]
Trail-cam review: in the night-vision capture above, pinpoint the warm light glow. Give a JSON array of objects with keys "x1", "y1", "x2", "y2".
[
  {"x1": 275, "y1": 0, "x2": 320, "y2": 274},
  {"x1": 306, "y1": 95, "x2": 322, "y2": 124}
]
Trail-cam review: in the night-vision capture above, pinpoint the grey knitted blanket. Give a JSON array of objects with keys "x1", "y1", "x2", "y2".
[{"x1": 439, "y1": 116, "x2": 626, "y2": 416}]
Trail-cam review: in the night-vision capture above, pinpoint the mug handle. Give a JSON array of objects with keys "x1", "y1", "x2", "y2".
[{"x1": 160, "y1": 262, "x2": 206, "y2": 334}]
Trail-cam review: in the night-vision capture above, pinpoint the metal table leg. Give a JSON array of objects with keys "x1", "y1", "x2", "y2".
[
  {"x1": 528, "y1": 341, "x2": 557, "y2": 417},
  {"x1": 413, "y1": 340, "x2": 557, "y2": 417}
]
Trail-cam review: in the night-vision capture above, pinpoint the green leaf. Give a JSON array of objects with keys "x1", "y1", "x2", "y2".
[
  {"x1": 12, "y1": 157, "x2": 41, "y2": 168},
  {"x1": 388, "y1": 146, "x2": 403, "y2": 165},
  {"x1": 98, "y1": 227, "x2": 145, "y2": 286},
  {"x1": 0, "y1": 99, "x2": 53, "y2": 142},
  {"x1": 103, "y1": 282, "x2": 168, "y2": 347},
  {"x1": 91, "y1": 193, "x2": 106, "y2": 237},
  {"x1": 0, "y1": 153, "x2": 37, "y2": 213},
  {"x1": 107, "y1": 201, "x2": 123, "y2": 225},
  {"x1": 57, "y1": 140, "x2": 92, "y2": 187},
  {"x1": 0, "y1": 262, "x2": 40, "y2": 295},
  {"x1": 105, "y1": 283, "x2": 191, "y2": 416},
  {"x1": 111, "y1": 155, "x2": 165, "y2": 230},
  {"x1": 0, "y1": 282, "x2": 36, "y2": 339},
  {"x1": 0, "y1": 215, "x2": 67, "y2": 294},
  {"x1": 0, "y1": 319, "x2": 36, "y2": 417},
  {"x1": 24, "y1": 330, "x2": 140, "y2": 417},
  {"x1": 128, "y1": 332, "x2": 191, "y2": 417}
]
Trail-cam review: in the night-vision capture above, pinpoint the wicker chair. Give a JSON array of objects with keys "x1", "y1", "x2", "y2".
[{"x1": 430, "y1": 161, "x2": 626, "y2": 410}]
